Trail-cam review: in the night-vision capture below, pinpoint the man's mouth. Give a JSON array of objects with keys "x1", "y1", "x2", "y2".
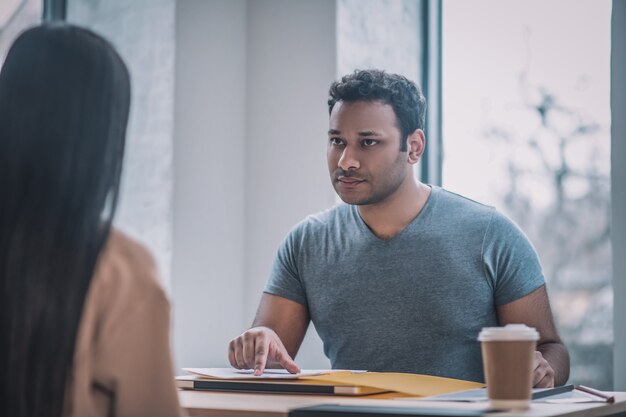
[{"x1": 337, "y1": 176, "x2": 365, "y2": 185}]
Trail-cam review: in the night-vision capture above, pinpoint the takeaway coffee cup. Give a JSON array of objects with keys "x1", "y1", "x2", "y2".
[{"x1": 478, "y1": 324, "x2": 539, "y2": 409}]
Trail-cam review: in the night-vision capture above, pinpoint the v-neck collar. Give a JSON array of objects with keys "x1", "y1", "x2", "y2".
[{"x1": 350, "y1": 185, "x2": 438, "y2": 243}]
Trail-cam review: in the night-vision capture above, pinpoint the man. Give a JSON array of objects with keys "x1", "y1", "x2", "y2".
[{"x1": 228, "y1": 70, "x2": 569, "y2": 387}]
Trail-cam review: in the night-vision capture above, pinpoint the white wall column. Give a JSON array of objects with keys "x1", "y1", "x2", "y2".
[
  {"x1": 172, "y1": 0, "x2": 247, "y2": 369},
  {"x1": 173, "y1": 0, "x2": 336, "y2": 370},
  {"x1": 244, "y1": 0, "x2": 337, "y2": 368}
]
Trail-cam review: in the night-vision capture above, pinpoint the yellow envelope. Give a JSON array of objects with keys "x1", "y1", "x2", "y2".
[{"x1": 301, "y1": 372, "x2": 484, "y2": 397}]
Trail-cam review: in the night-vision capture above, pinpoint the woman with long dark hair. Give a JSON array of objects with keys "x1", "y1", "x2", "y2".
[{"x1": 0, "y1": 24, "x2": 181, "y2": 417}]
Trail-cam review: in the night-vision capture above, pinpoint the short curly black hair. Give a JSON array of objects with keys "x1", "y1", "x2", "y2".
[{"x1": 328, "y1": 69, "x2": 426, "y2": 151}]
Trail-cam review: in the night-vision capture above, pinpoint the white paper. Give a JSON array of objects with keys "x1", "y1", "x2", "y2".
[
  {"x1": 404, "y1": 388, "x2": 601, "y2": 404},
  {"x1": 410, "y1": 388, "x2": 488, "y2": 402},
  {"x1": 183, "y1": 367, "x2": 358, "y2": 380}
]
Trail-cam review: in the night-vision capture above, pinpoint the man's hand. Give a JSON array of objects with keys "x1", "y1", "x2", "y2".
[
  {"x1": 533, "y1": 350, "x2": 555, "y2": 388},
  {"x1": 228, "y1": 326, "x2": 301, "y2": 376}
]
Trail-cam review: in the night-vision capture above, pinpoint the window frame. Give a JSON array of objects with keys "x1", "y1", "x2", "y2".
[
  {"x1": 42, "y1": 0, "x2": 65, "y2": 21},
  {"x1": 420, "y1": 0, "x2": 442, "y2": 186}
]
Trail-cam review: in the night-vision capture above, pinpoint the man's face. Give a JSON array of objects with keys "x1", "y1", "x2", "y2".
[{"x1": 327, "y1": 100, "x2": 409, "y2": 205}]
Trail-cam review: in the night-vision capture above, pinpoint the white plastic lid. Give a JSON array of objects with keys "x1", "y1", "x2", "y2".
[{"x1": 478, "y1": 324, "x2": 539, "y2": 342}]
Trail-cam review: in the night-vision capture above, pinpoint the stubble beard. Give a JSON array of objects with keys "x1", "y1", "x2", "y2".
[{"x1": 333, "y1": 162, "x2": 407, "y2": 206}]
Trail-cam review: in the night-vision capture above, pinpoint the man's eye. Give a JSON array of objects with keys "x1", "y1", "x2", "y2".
[
  {"x1": 362, "y1": 139, "x2": 379, "y2": 147},
  {"x1": 329, "y1": 138, "x2": 344, "y2": 146}
]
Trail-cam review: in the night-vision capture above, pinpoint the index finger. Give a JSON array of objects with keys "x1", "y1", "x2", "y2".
[{"x1": 254, "y1": 337, "x2": 270, "y2": 376}]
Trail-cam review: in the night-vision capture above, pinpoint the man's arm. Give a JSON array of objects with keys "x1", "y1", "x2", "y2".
[
  {"x1": 228, "y1": 293, "x2": 310, "y2": 375},
  {"x1": 497, "y1": 284, "x2": 570, "y2": 387}
]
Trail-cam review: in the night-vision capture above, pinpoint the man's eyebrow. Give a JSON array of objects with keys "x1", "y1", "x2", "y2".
[
  {"x1": 327, "y1": 129, "x2": 385, "y2": 136},
  {"x1": 357, "y1": 130, "x2": 384, "y2": 137}
]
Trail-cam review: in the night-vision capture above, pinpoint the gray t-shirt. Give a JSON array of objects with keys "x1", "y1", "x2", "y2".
[{"x1": 264, "y1": 186, "x2": 545, "y2": 382}]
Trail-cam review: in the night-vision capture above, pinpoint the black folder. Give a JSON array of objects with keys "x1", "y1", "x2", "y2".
[{"x1": 176, "y1": 376, "x2": 387, "y2": 396}]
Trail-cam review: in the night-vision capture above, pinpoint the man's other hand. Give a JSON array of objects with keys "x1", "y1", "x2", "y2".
[
  {"x1": 228, "y1": 326, "x2": 301, "y2": 376},
  {"x1": 533, "y1": 350, "x2": 555, "y2": 388}
]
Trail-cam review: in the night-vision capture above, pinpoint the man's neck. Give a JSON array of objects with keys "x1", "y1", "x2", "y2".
[{"x1": 357, "y1": 179, "x2": 431, "y2": 240}]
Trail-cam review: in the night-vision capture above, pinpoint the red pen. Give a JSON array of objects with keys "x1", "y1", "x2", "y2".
[{"x1": 575, "y1": 385, "x2": 615, "y2": 403}]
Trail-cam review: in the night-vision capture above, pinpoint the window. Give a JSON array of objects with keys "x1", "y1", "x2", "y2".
[
  {"x1": 337, "y1": 0, "x2": 422, "y2": 83},
  {"x1": 442, "y1": 0, "x2": 613, "y2": 388},
  {"x1": 0, "y1": 0, "x2": 41, "y2": 64}
]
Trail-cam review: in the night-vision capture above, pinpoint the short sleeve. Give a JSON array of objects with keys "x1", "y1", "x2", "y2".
[
  {"x1": 482, "y1": 210, "x2": 545, "y2": 305},
  {"x1": 264, "y1": 227, "x2": 308, "y2": 306}
]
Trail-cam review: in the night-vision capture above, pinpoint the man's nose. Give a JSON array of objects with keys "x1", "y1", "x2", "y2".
[{"x1": 338, "y1": 147, "x2": 360, "y2": 171}]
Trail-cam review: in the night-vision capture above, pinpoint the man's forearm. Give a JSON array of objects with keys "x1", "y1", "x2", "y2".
[{"x1": 538, "y1": 342, "x2": 570, "y2": 386}]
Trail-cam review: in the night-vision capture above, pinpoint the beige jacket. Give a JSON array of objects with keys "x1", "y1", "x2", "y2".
[{"x1": 63, "y1": 229, "x2": 182, "y2": 417}]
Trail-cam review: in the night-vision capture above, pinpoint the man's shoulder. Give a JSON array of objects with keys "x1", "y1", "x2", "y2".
[
  {"x1": 276, "y1": 204, "x2": 352, "y2": 256},
  {"x1": 434, "y1": 186, "x2": 496, "y2": 219},
  {"x1": 291, "y1": 203, "x2": 352, "y2": 234},
  {"x1": 434, "y1": 187, "x2": 529, "y2": 241}
]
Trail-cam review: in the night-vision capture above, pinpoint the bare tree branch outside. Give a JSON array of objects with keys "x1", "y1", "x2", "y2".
[{"x1": 443, "y1": 0, "x2": 612, "y2": 389}]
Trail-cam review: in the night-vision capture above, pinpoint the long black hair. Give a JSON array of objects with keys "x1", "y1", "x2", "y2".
[{"x1": 0, "y1": 24, "x2": 130, "y2": 417}]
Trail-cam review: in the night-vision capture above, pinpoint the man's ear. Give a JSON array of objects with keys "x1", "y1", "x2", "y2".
[{"x1": 407, "y1": 129, "x2": 426, "y2": 165}]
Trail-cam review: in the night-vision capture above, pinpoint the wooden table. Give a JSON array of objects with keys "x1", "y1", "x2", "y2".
[{"x1": 179, "y1": 390, "x2": 626, "y2": 417}]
